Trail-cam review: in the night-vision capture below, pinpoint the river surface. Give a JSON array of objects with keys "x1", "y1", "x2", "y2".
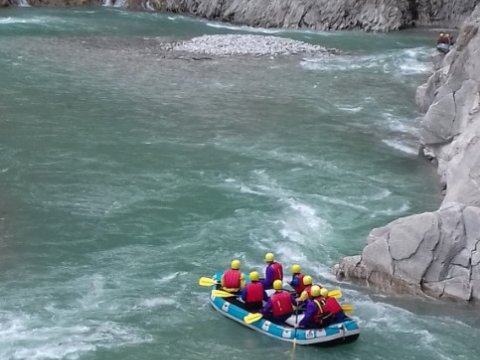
[{"x1": 0, "y1": 6, "x2": 478, "y2": 360}]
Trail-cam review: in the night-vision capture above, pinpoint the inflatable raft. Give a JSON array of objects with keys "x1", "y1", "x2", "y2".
[
  {"x1": 437, "y1": 43, "x2": 452, "y2": 54},
  {"x1": 208, "y1": 273, "x2": 360, "y2": 346}
]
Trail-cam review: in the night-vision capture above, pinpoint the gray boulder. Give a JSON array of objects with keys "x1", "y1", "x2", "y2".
[
  {"x1": 139, "y1": 0, "x2": 479, "y2": 31},
  {"x1": 336, "y1": 4, "x2": 480, "y2": 301},
  {"x1": 5, "y1": 0, "x2": 480, "y2": 32}
]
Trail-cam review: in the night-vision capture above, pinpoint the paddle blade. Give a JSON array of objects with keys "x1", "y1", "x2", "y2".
[
  {"x1": 211, "y1": 289, "x2": 237, "y2": 298},
  {"x1": 328, "y1": 290, "x2": 342, "y2": 299},
  {"x1": 244, "y1": 313, "x2": 263, "y2": 324},
  {"x1": 341, "y1": 304, "x2": 354, "y2": 313},
  {"x1": 199, "y1": 277, "x2": 218, "y2": 287}
]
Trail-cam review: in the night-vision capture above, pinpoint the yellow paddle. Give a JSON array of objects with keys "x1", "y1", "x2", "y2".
[
  {"x1": 291, "y1": 304, "x2": 299, "y2": 357},
  {"x1": 244, "y1": 305, "x2": 352, "y2": 325},
  {"x1": 244, "y1": 312, "x2": 263, "y2": 324},
  {"x1": 198, "y1": 277, "x2": 219, "y2": 287},
  {"x1": 211, "y1": 289, "x2": 238, "y2": 298},
  {"x1": 341, "y1": 304, "x2": 354, "y2": 313},
  {"x1": 327, "y1": 289, "x2": 342, "y2": 299}
]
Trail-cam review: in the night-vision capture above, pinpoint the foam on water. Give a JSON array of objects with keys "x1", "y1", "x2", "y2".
[
  {"x1": 300, "y1": 47, "x2": 432, "y2": 75},
  {"x1": 212, "y1": 137, "x2": 341, "y2": 173},
  {"x1": 139, "y1": 297, "x2": 177, "y2": 308},
  {"x1": 0, "y1": 17, "x2": 45, "y2": 25},
  {"x1": 205, "y1": 19, "x2": 340, "y2": 38},
  {"x1": 218, "y1": 169, "x2": 333, "y2": 268},
  {"x1": 397, "y1": 48, "x2": 432, "y2": 74},
  {"x1": 381, "y1": 112, "x2": 419, "y2": 135},
  {"x1": 278, "y1": 198, "x2": 331, "y2": 245},
  {"x1": 0, "y1": 312, "x2": 151, "y2": 360},
  {"x1": 239, "y1": 184, "x2": 265, "y2": 196},
  {"x1": 352, "y1": 299, "x2": 467, "y2": 360},
  {"x1": 382, "y1": 139, "x2": 419, "y2": 155},
  {"x1": 338, "y1": 105, "x2": 364, "y2": 113},
  {"x1": 206, "y1": 21, "x2": 283, "y2": 34},
  {"x1": 156, "y1": 271, "x2": 188, "y2": 284},
  {"x1": 313, "y1": 193, "x2": 369, "y2": 212},
  {"x1": 361, "y1": 188, "x2": 392, "y2": 201},
  {"x1": 370, "y1": 203, "x2": 410, "y2": 217}
]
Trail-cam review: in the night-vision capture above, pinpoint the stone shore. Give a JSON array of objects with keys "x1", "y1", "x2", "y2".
[
  {"x1": 335, "y1": 4, "x2": 480, "y2": 302},
  {"x1": 172, "y1": 34, "x2": 329, "y2": 57}
]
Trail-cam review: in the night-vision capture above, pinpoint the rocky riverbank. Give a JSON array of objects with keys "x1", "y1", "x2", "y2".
[
  {"x1": 4, "y1": 0, "x2": 480, "y2": 32},
  {"x1": 172, "y1": 34, "x2": 329, "y2": 57},
  {"x1": 335, "y1": 4, "x2": 480, "y2": 302}
]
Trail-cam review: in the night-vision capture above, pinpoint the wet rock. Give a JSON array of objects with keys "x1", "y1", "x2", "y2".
[
  {"x1": 6, "y1": 0, "x2": 480, "y2": 32},
  {"x1": 335, "y1": 5, "x2": 480, "y2": 302},
  {"x1": 139, "y1": 0, "x2": 479, "y2": 31}
]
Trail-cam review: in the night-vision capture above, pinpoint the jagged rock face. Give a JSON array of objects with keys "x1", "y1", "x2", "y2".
[
  {"x1": 5, "y1": 0, "x2": 480, "y2": 31},
  {"x1": 27, "y1": 0, "x2": 97, "y2": 5},
  {"x1": 415, "y1": 0, "x2": 480, "y2": 27},
  {"x1": 139, "y1": 0, "x2": 479, "y2": 31},
  {"x1": 336, "y1": 5, "x2": 480, "y2": 301},
  {"x1": 420, "y1": 6, "x2": 480, "y2": 206},
  {"x1": 128, "y1": 0, "x2": 411, "y2": 31}
]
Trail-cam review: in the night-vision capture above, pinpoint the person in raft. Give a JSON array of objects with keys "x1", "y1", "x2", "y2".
[
  {"x1": 221, "y1": 259, "x2": 245, "y2": 293},
  {"x1": 298, "y1": 275, "x2": 325, "y2": 302},
  {"x1": 437, "y1": 32, "x2": 448, "y2": 44},
  {"x1": 297, "y1": 285, "x2": 326, "y2": 329},
  {"x1": 260, "y1": 279, "x2": 295, "y2": 323},
  {"x1": 261, "y1": 252, "x2": 283, "y2": 290},
  {"x1": 241, "y1": 271, "x2": 268, "y2": 312},
  {"x1": 297, "y1": 275, "x2": 314, "y2": 302},
  {"x1": 289, "y1": 264, "x2": 305, "y2": 296},
  {"x1": 320, "y1": 288, "x2": 346, "y2": 326},
  {"x1": 445, "y1": 33, "x2": 454, "y2": 45}
]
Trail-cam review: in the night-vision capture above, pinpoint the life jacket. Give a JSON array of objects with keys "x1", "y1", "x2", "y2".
[
  {"x1": 291, "y1": 273, "x2": 305, "y2": 294},
  {"x1": 312, "y1": 298, "x2": 326, "y2": 324},
  {"x1": 439, "y1": 35, "x2": 450, "y2": 45},
  {"x1": 303, "y1": 285, "x2": 312, "y2": 300},
  {"x1": 323, "y1": 297, "x2": 342, "y2": 314},
  {"x1": 223, "y1": 269, "x2": 241, "y2": 289},
  {"x1": 271, "y1": 291, "x2": 293, "y2": 316},
  {"x1": 245, "y1": 282, "x2": 264, "y2": 303},
  {"x1": 269, "y1": 262, "x2": 283, "y2": 281}
]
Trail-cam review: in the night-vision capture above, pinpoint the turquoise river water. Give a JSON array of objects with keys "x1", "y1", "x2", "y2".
[{"x1": 0, "y1": 6, "x2": 479, "y2": 360}]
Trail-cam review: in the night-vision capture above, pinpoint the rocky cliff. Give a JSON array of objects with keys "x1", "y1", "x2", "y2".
[
  {"x1": 141, "y1": 0, "x2": 480, "y2": 31},
  {"x1": 4, "y1": 0, "x2": 480, "y2": 32},
  {"x1": 336, "y1": 4, "x2": 480, "y2": 301}
]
